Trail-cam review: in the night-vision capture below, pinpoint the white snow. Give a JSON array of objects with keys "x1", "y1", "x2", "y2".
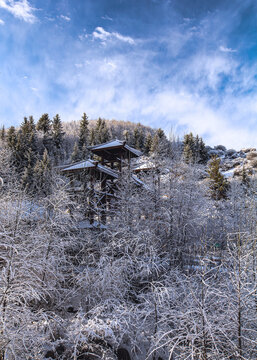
[
  {"x1": 89, "y1": 139, "x2": 142, "y2": 157},
  {"x1": 222, "y1": 168, "x2": 235, "y2": 178}
]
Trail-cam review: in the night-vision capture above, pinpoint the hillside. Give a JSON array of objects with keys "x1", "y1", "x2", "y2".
[{"x1": 0, "y1": 117, "x2": 256, "y2": 359}]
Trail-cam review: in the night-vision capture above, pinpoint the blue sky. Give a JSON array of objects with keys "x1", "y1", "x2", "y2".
[{"x1": 0, "y1": 0, "x2": 256, "y2": 148}]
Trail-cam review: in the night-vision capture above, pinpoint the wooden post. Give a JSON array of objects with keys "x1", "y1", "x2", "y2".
[
  {"x1": 88, "y1": 173, "x2": 94, "y2": 224},
  {"x1": 101, "y1": 174, "x2": 107, "y2": 224}
]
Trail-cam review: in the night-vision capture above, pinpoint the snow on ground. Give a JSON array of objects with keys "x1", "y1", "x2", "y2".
[{"x1": 222, "y1": 168, "x2": 235, "y2": 178}]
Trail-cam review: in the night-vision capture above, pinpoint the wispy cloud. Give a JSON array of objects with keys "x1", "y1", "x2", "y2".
[
  {"x1": 219, "y1": 45, "x2": 237, "y2": 53},
  {"x1": 92, "y1": 26, "x2": 135, "y2": 45},
  {"x1": 0, "y1": 0, "x2": 36, "y2": 23},
  {"x1": 0, "y1": 18, "x2": 4, "y2": 24},
  {"x1": 101, "y1": 15, "x2": 113, "y2": 21},
  {"x1": 60, "y1": 14, "x2": 70, "y2": 22}
]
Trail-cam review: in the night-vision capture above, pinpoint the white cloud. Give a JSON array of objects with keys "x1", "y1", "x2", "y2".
[
  {"x1": 219, "y1": 45, "x2": 237, "y2": 53},
  {"x1": 185, "y1": 53, "x2": 236, "y2": 90},
  {"x1": 45, "y1": 16, "x2": 55, "y2": 22},
  {"x1": 0, "y1": 0, "x2": 36, "y2": 23},
  {"x1": 0, "y1": 18, "x2": 4, "y2": 24},
  {"x1": 60, "y1": 14, "x2": 70, "y2": 22},
  {"x1": 101, "y1": 15, "x2": 113, "y2": 21},
  {"x1": 92, "y1": 26, "x2": 135, "y2": 45},
  {"x1": 78, "y1": 33, "x2": 89, "y2": 41}
]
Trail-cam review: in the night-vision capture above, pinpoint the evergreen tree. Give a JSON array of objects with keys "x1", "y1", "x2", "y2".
[
  {"x1": 183, "y1": 132, "x2": 195, "y2": 163},
  {"x1": 28, "y1": 116, "x2": 37, "y2": 151},
  {"x1": 156, "y1": 128, "x2": 165, "y2": 139},
  {"x1": 95, "y1": 118, "x2": 110, "y2": 144},
  {"x1": 6, "y1": 126, "x2": 17, "y2": 150},
  {"x1": 133, "y1": 124, "x2": 144, "y2": 150},
  {"x1": 21, "y1": 148, "x2": 34, "y2": 192},
  {"x1": 37, "y1": 113, "x2": 52, "y2": 154},
  {"x1": 52, "y1": 114, "x2": 64, "y2": 163},
  {"x1": 144, "y1": 133, "x2": 153, "y2": 155},
  {"x1": 208, "y1": 156, "x2": 229, "y2": 200},
  {"x1": 81, "y1": 144, "x2": 88, "y2": 160},
  {"x1": 198, "y1": 137, "x2": 208, "y2": 164},
  {"x1": 36, "y1": 113, "x2": 51, "y2": 135},
  {"x1": 0, "y1": 125, "x2": 5, "y2": 143},
  {"x1": 89, "y1": 128, "x2": 96, "y2": 146},
  {"x1": 150, "y1": 133, "x2": 159, "y2": 154},
  {"x1": 183, "y1": 132, "x2": 208, "y2": 164},
  {"x1": 150, "y1": 128, "x2": 167, "y2": 156},
  {"x1": 194, "y1": 135, "x2": 200, "y2": 158},
  {"x1": 71, "y1": 142, "x2": 80, "y2": 162},
  {"x1": 14, "y1": 116, "x2": 38, "y2": 173},
  {"x1": 78, "y1": 113, "x2": 89, "y2": 158},
  {"x1": 21, "y1": 116, "x2": 37, "y2": 153},
  {"x1": 183, "y1": 143, "x2": 193, "y2": 164},
  {"x1": 52, "y1": 114, "x2": 64, "y2": 149},
  {"x1": 33, "y1": 149, "x2": 52, "y2": 196}
]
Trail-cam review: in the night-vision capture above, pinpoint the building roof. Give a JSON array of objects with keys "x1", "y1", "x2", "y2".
[
  {"x1": 62, "y1": 159, "x2": 119, "y2": 179},
  {"x1": 88, "y1": 139, "x2": 142, "y2": 160},
  {"x1": 132, "y1": 161, "x2": 157, "y2": 172}
]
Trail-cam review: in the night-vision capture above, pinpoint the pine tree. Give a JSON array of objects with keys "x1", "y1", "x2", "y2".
[
  {"x1": 36, "y1": 113, "x2": 51, "y2": 135},
  {"x1": 133, "y1": 124, "x2": 144, "y2": 150},
  {"x1": 78, "y1": 113, "x2": 89, "y2": 157},
  {"x1": 81, "y1": 144, "x2": 87, "y2": 160},
  {"x1": 156, "y1": 128, "x2": 165, "y2": 139},
  {"x1": 183, "y1": 143, "x2": 193, "y2": 164},
  {"x1": 150, "y1": 128, "x2": 167, "y2": 156},
  {"x1": 194, "y1": 135, "x2": 200, "y2": 160},
  {"x1": 0, "y1": 125, "x2": 5, "y2": 143},
  {"x1": 71, "y1": 142, "x2": 79, "y2": 162},
  {"x1": 37, "y1": 113, "x2": 52, "y2": 154},
  {"x1": 198, "y1": 137, "x2": 208, "y2": 164},
  {"x1": 33, "y1": 149, "x2": 52, "y2": 196},
  {"x1": 21, "y1": 148, "x2": 34, "y2": 192},
  {"x1": 183, "y1": 132, "x2": 208, "y2": 164},
  {"x1": 208, "y1": 156, "x2": 229, "y2": 200},
  {"x1": 95, "y1": 118, "x2": 110, "y2": 144},
  {"x1": 52, "y1": 114, "x2": 64, "y2": 163},
  {"x1": 144, "y1": 133, "x2": 153, "y2": 155},
  {"x1": 183, "y1": 132, "x2": 195, "y2": 163},
  {"x1": 89, "y1": 128, "x2": 96, "y2": 146},
  {"x1": 150, "y1": 133, "x2": 159, "y2": 154},
  {"x1": 28, "y1": 116, "x2": 37, "y2": 152},
  {"x1": 21, "y1": 116, "x2": 37, "y2": 154},
  {"x1": 13, "y1": 116, "x2": 38, "y2": 173},
  {"x1": 6, "y1": 126, "x2": 17, "y2": 150},
  {"x1": 52, "y1": 114, "x2": 64, "y2": 149}
]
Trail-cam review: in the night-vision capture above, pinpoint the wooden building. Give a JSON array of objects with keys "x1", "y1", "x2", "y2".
[{"x1": 62, "y1": 140, "x2": 144, "y2": 226}]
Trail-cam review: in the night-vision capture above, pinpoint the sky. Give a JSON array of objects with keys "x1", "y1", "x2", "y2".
[{"x1": 0, "y1": 0, "x2": 257, "y2": 148}]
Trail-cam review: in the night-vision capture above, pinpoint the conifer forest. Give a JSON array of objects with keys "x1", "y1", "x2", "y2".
[{"x1": 0, "y1": 113, "x2": 257, "y2": 360}]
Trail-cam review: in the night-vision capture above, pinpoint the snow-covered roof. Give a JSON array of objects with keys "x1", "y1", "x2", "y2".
[
  {"x1": 62, "y1": 159, "x2": 119, "y2": 179},
  {"x1": 97, "y1": 163, "x2": 119, "y2": 178},
  {"x1": 62, "y1": 159, "x2": 96, "y2": 171},
  {"x1": 88, "y1": 139, "x2": 142, "y2": 157},
  {"x1": 132, "y1": 161, "x2": 156, "y2": 172}
]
